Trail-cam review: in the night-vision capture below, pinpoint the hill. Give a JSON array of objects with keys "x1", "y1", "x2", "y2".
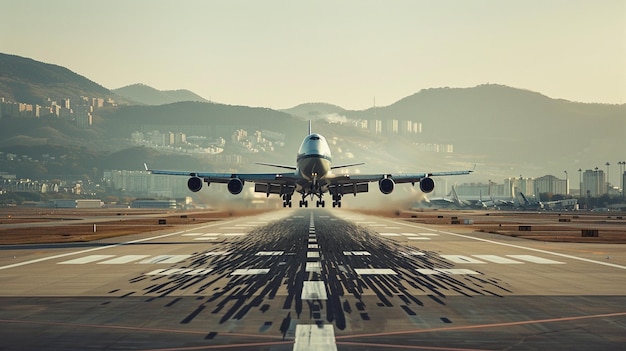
[
  {"x1": 0, "y1": 53, "x2": 115, "y2": 104},
  {"x1": 113, "y1": 84, "x2": 209, "y2": 105},
  {"x1": 281, "y1": 103, "x2": 347, "y2": 122},
  {"x1": 0, "y1": 52, "x2": 623, "y2": 182},
  {"x1": 337, "y1": 85, "x2": 625, "y2": 176}
]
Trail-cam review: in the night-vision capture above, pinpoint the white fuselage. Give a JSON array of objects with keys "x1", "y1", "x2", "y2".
[{"x1": 296, "y1": 133, "x2": 332, "y2": 182}]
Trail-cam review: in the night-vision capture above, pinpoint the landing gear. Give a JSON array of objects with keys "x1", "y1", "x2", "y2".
[
  {"x1": 332, "y1": 193, "x2": 342, "y2": 208},
  {"x1": 316, "y1": 200, "x2": 325, "y2": 208},
  {"x1": 299, "y1": 200, "x2": 308, "y2": 208},
  {"x1": 282, "y1": 194, "x2": 292, "y2": 208}
]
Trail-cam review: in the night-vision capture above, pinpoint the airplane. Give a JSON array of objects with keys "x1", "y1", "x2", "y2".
[
  {"x1": 145, "y1": 122, "x2": 473, "y2": 208},
  {"x1": 517, "y1": 192, "x2": 544, "y2": 210},
  {"x1": 518, "y1": 192, "x2": 578, "y2": 210}
]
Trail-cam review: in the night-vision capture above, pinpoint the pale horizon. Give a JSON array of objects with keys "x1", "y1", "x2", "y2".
[{"x1": 1, "y1": 0, "x2": 624, "y2": 109}]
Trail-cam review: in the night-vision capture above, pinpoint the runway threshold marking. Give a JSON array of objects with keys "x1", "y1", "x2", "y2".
[
  {"x1": 0, "y1": 220, "x2": 237, "y2": 271},
  {"x1": 57, "y1": 254, "x2": 114, "y2": 264},
  {"x1": 380, "y1": 218, "x2": 626, "y2": 270}
]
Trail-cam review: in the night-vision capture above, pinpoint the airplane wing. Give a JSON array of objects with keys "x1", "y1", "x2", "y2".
[
  {"x1": 327, "y1": 170, "x2": 472, "y2": 186},
  {"x1": 145, "y1": 163, "x2": 290, "y2": 182},
  {"x1": 323, "y1": 169, "x2": 473, "y2": 196},
  {"x1": 144, "y1": 163, "x2": 298, "y2": 195}
]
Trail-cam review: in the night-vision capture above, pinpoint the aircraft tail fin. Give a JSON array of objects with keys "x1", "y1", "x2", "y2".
[
  {"x1": 450, "y1": 185, "x2": 461, "y2": 205},
  {"x1": 519, "y1": 192, "x2": 530, "y2": 205}
]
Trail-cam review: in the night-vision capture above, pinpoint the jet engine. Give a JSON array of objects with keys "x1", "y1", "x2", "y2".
[
  {"x1": 419, "y1": 177, "x2": 435, "y2": 193},
  {"x1": 379, "y1": 178, "x2": 395, "y2": 195},
  {"x1": 187, "y1": 177, "x2": 203, "y2": 192},
  {"x1": 227, "y1": 178, "x2": 244, "y2": 195}
]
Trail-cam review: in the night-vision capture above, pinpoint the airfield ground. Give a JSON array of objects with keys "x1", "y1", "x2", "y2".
[{"x1": 1, "y1": 207, "x2": 624, "y2": 245}]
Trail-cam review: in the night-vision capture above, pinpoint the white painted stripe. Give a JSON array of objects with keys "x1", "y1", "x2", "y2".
[
  {"x1": 223, "y1": 233, "x2": 245, "y2": 237},
  {"x1": 417, "y1": 268, "x2": 480, "y2": 275},
  {"x1": 145, "y1": 269, "x2": 168, "y2": 275},
  {"x1": 186, "y1": 268, "x2": 213, "y2": 275},
  {"x1": 440, "y1": 255, "x2": 487, "y2": 264},
  {"x1": 231, "y1": 268, "x2": 269, "y2": 275},
  {"x1": 256, "y1": 251, "x2": 284, "y2": 256},
  {"x1": 404, "y1": 251, "x2": 426, "y2": 256},
  {"x1": 139, "y1": 255, "x2": 190, "y2": 264},
  {"x1": 307, "y1": 252, "x2": 320, "y2": 258},
  {"x1": 379, "y1": 233, "x2": 401, "y2": 236},
  {"x1": 98, "y1": 255, "x2": 150, "y2": 264},
  {"x1": 306, "y1": 262, "x2": 321, "y2": 273},
  {"x1": 59, "y1": 255, "x2": 114, "y2": 264},
  {"x1": 308, "y1": 244, "x2": 318, "y2": 249},
  {"x1": 400, "y1": 232, "x2": 418, "y2": 236},
  {"x1": 474, "y1": 255, "x2": 524, "y2": 264},
  {"x1": 354, "y1": 268, "x2": 397, "y2": 275},
  {"x1": 194, "y1": 237, "x2": 219, "y2": 241},
  {"x1": 205, "y1": 251, "x2": 230, "y2": 256},
  {"x1": 444, "y1": 269, "x2": 481, "y2": 275},
  {"x1": 408, "y1": 237, "x2": 431, "y2": 240},
  {"x1": 202, "y1": 233, "x2": 221, "y2": 236},
  {"x1": 159, "y1": 268, "x2": 193, "y2": 275},
  {"x1": 182, "y1": 232, "x2": 204, "y2": 236},
  {"x1": 381, "y1": 218, "x2": 626, "y2": 270},
  {"x1": 293, "y1": 324, "x2": 337, "y2": 351},
  {"x1": 508, "y1": 255, "x2": 565, "y2": 264},
  {"x1": 343, "y1": 251, "x2": 371, "y2": 256},
  {"x1": 145, "y1": 268, "x2": 213, "y2": 276},
  {"x1": 418, "y1": 233, "x2": 439, "y2": 236},
  {"x1": 301, "y1": 281, "x2": 327, "y2": 300}
]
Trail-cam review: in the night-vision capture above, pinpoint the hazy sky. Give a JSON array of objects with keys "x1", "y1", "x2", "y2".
[{"x1": 2, "y1": 0, "x2": 624, "y2": 109}]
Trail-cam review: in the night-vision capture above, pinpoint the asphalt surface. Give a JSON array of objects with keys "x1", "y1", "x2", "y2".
[{"x1": 0, "y1": 209, "x2": 625, "y2": 350}]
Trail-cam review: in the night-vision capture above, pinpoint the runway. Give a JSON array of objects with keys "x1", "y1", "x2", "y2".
[{"x1": 1, "y1": 209, "x2": 625, "y2": 350}]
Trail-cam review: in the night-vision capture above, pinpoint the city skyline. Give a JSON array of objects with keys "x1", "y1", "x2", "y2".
[{"x1": 1, "y1": 1, "x2": 624, "y2": 110}]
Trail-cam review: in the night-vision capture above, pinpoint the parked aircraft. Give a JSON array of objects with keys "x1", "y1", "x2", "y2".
[
  {"x1": 518, "y1": 192, "x2": 544, "y2": 210},
  {"x1": 146, "y1": 123, "x2": 472, "y2": 208},
  {"x1": 518, "y1": 192, "x2": 578, "y2": 210},
  {"x1": 426, "y1": 186, "x2": 517, "y2": 209}
]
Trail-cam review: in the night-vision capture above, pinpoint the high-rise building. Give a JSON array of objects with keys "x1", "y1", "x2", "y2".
[
  {"x1": 582, "y1": 169, "x2": 606, "y2": 197},
  {"x1": 534, "y1": 175, "x2": 568, "y2": 195}
]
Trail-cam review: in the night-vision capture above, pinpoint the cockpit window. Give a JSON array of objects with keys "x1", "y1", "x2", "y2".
[{"x1": 309, "y1": 136, "x2": 320, "y2": 140}]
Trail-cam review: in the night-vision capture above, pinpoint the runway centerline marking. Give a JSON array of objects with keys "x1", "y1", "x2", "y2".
[{"x1": 379, "y1": 218, "x2": 626, "y2": 270}]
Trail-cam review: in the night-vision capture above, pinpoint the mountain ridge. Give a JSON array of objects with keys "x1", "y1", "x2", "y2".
[
  {"x1": 0, "y1": 52, "x2": 112, "y2": 104},
  {"x1": 0, "y1": 52, "x2": 624, "y2": 183},
  {"x1": 113, "y1": 83, "x2": 210, "y2": 105}
]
